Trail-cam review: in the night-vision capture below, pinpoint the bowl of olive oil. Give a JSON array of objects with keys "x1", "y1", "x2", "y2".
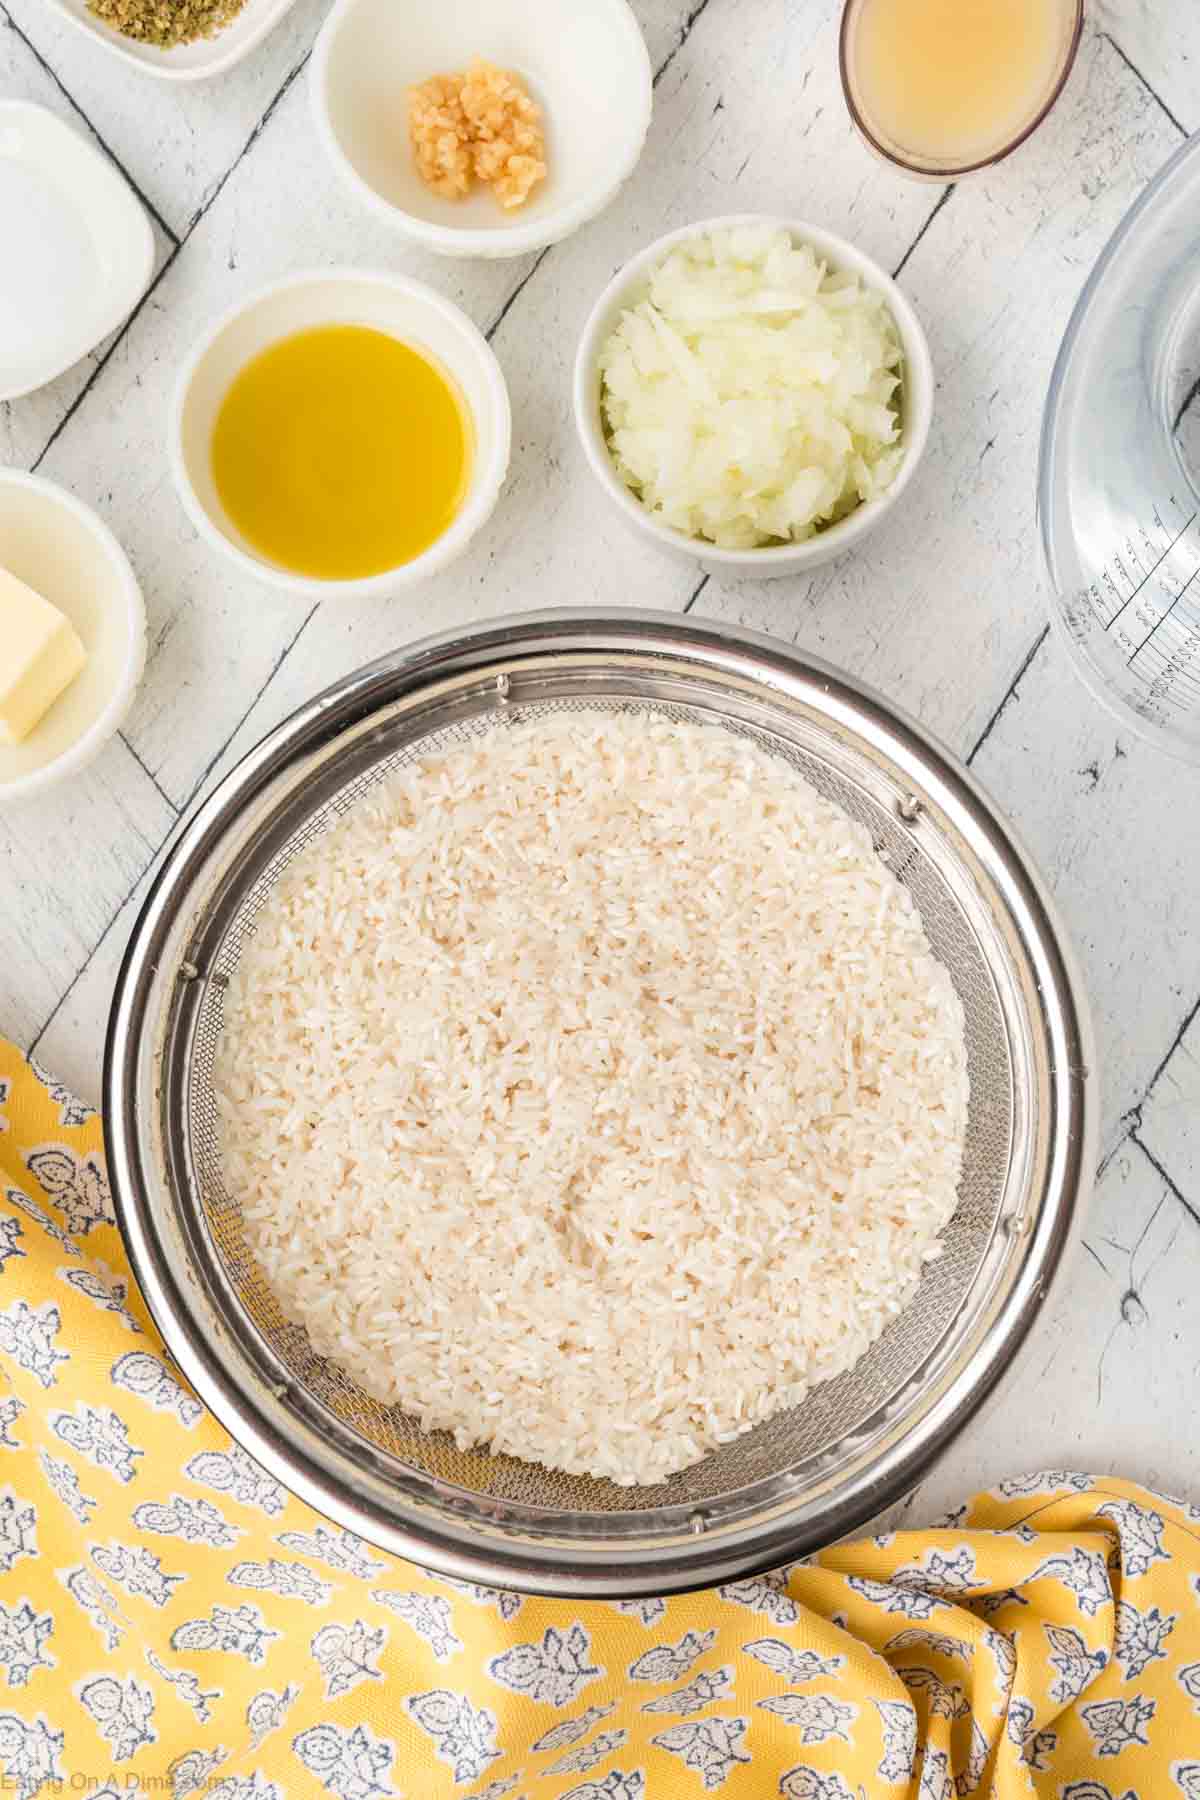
[{"x1": 171, "y1": 270, "x2": 511, "y2": 599}]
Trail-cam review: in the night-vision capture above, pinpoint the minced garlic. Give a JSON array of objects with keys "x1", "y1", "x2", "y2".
[{"x1": 408, "y1": 59, "x2": 547, "y2": 212}]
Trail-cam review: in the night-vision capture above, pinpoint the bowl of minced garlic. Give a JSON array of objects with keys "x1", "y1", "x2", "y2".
[{"x1": 312, "y1": 0, "x2": 653, "y2": 258}]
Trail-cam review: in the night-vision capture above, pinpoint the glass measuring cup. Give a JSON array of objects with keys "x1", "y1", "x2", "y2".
[{"x1": 1040, "y1": 129, "x2": 1200, "y2": 761}]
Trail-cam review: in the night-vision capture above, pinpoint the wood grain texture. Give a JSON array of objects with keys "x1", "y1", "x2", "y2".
[
  {"x1": 970, "y1": 632, "x2": 1200, "y2": 1149},
  {"x1": 31, "y1": 107, "x2": 542, "y2": 808},
  {"x1": 0, "y1": 11, "x2": 174, "y2": 466},
  {"x1": 32, "y1": 857, "x2": 162, "y2": 1106},
  {"x1": 0, "y1": 0, "x2": 327, "y2": 235},
  {"x1": 2, "y1": 0, "x2": 1199, "y2": 1506},
  {"x1": 899, "y1": 1140, "x2": 1200, "y2": 1522},
  {"x1": 0, "y1": 738, "x2": 174, "y2": 1051},
  {"x1": 1140, "y1": 1011, "x2": 1200, "y2": 1201},
  {"x1": 1096, "y1": 0, "x2": 1200, "y2": 134},
  {"x1": 699, "y1": 27, "x2": 1182, "y2": 758},
  {"x1": 184, "y1": 0, "x2": 944, "y2": 802},
  {"x1": 32, "y1": 0, "x2": 942, "y2": 819}
]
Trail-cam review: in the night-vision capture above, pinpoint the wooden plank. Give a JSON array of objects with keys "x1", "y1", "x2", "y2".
[
  {"x1": 0, "y1": 739, "x2": 175, "y2": 1055},
  {"x1": 8, "y1": 0, "x2": 1200, "y2": 1529},
  {"x1": 0, "y1": 0, "x2": 324, "y2": 237},
  {"x1": 1098, "y1": 0, "x2": 1200, "y2": 133},
  {"x1": 1139, "y1": 1011, "x2": 1200, "y2": 1197},
  {"x1": 698, "y1": 28, "x2": 1183, "y2": 761},
  {"x1": 32, "y1": 853, "x2": 168, "y2": 1108},
  {"x1": 0, "y1": 0, "x2": 720, "y2": 243},
  {"x1": 902, "y1": 1137, "x2": 1200, "y2": 1521},
  {"x1": 971, "y1": 631, "x2": 1200, "y2": 1145},
  {"x1": 157, "y1": 0, "x2": 942, "y2": 810},
  {"x1": 31, "y1": 78, "x2": 546, "y2": 810},
  {"x1": 0, "y1": 13, "x2": 173, "y2": 468}
]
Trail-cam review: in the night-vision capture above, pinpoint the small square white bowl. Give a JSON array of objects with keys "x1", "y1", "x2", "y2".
[
  {"x1": 42, "y1": 0, "x2": 302, "y2": 81},
  {"x1": 0, "y1": 101, "x2": 154, "y2": 403}
]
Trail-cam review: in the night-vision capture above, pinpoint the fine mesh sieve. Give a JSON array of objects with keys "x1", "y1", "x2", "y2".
[{"x1": 105, "y1": 611, "x2": 1093, "y2": 1596}]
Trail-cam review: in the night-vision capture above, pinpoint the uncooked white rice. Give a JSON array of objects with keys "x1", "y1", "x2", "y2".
[{"x1": 214, "y1": 712, "x2": 969, "y2": 1487}]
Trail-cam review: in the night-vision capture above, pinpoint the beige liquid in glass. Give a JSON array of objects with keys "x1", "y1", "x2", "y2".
[{"x1": 847, "y1": 0, "x2": 1073, "y2": 169}]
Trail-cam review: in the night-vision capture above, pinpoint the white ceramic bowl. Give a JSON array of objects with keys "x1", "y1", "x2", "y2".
[
  {"x1": 573, "y1": 215, "x2": 935, "y2": 579},
  {"x1": 0, "y1": 101, "x2": 154, "y2": 403},
  {"x1": 43, "y1": 0, "x2": 302, "y2": 81},
  {"x1": 170, "y1": 269, "x2": 512, "y2": 601},
  {"x1": 0, "y1": 472, "x2": 146, "y2": 804},
  {"x1": 311, "y1": 0, "x2": 651, "y2": 259}
]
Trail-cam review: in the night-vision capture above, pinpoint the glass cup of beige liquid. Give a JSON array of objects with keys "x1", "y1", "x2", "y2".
[{"x1": 840, "y1": 0, "x2": 1084, "y2": 180}]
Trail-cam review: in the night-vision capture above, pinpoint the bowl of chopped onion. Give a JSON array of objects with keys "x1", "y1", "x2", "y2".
[{"x1": 573, "y1": 216, "x2": 934, "y2": 576}]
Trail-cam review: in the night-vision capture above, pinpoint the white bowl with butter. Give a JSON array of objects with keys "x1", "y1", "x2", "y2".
[{"x1": 0, "y1": 472, "x2": 146, "y2": 804}]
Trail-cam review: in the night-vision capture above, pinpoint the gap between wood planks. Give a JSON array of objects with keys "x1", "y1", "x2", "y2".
[
  {"x1": 1, "y1": 3, "x2": 178, "y2": 244},
  {"x1": 19, "y1": 3, "x2": 1200, "y2": 1128},
  {"x1": 16, "y1": 0, "x2": 775, "y2": 820}
]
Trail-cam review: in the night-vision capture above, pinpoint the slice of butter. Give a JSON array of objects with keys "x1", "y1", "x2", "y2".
[{"x1": 0, "y1": 566, "x2": 87, "y2": 746}]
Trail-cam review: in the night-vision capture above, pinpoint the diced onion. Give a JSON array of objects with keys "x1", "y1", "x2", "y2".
[{"x1": 599, "y1": 225, "x2": 906, "y2": 550}]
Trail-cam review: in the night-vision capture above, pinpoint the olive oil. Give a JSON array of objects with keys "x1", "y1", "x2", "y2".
[
  {"x1": 845, "y1": 0, "x2": 1076, "y2": 171},
  {"x1": 211, "y1": 324, "x2": 471, "y2": 581}
]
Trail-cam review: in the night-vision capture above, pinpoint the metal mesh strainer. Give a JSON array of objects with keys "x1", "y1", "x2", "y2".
[{"x1": 105, "y1": 611, "x2": 1093, "y2": 1595}]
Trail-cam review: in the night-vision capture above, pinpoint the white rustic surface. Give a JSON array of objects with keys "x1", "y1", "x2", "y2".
[{"x1": 3, "y1": 0, "x2": 1199, "y2": 1519}]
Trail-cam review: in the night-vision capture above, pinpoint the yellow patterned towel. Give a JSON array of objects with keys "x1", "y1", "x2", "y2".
[{"x1": 0, "y1": 1038, "x2": 1197, "y2": 1800}]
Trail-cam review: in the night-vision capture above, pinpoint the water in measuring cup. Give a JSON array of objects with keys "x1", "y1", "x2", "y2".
[
  {"x1": 1042, "y1": 130, "x2": 1200, "y2": 760},
  {"x1": 1061, "y1": 297, "x2": 1200, "y2": 740}
]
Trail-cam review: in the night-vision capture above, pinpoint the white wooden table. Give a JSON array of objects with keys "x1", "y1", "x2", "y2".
[{"x1": 3, "y1": 0, "x2": 1199, "y2": 1520}]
